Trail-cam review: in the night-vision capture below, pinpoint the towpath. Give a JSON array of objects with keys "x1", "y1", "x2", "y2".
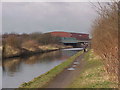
[{"x1": 46, "y1": 52, "x2": 86, "y2": 88}]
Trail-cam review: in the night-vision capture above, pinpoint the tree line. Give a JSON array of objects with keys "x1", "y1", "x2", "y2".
[
  {"x1": 2, "y1": 32, "x2": 61, "y2": 57},
  {"x1": 3, "y1": 32, "x2": 61, "y2": 46}
]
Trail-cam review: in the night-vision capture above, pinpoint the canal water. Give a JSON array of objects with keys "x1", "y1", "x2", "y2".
[{"x1": 2, "y1": 48, "x2": 83, "y2": 88}]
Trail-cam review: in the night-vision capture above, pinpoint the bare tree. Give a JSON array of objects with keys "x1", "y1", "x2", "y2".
[{"x1": 91, "y1": 2, "x2": 119, "y2": 84}]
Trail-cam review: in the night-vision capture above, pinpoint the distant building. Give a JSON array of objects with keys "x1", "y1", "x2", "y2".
[
  {"x1": 70, "y1": 33, "x2": 89, "y2": 40},
  {"x1": 50, "y1": 31, "x2": 90, "y2": 47},
  {"x1": 50, "y1": 31, "x2": 71, "y2": 37}
]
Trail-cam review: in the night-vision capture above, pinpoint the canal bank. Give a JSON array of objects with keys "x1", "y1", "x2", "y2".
[
  {"x1": 3, "y1": 46, "x2": 72, "y2": 59},
  {"x1": 19, "y1": 50, "x2": 118, "y2": 88},
  {"x1": 46, "y1": 51, "x2": 85, "y2": 88},
  {"x1": 68, "y1": 50, "x2": 118, "y2": 88},
  {"x1": 19, "y1": 50, "x2": 83, "y2": 88}
]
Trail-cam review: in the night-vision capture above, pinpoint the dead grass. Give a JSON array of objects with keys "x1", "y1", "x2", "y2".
[{"x1": 68, "y1": 50, "x2": 118, "y2": 88}]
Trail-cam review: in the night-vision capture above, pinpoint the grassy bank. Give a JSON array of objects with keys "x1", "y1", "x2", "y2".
[
  {"x1": 68, "y1": 50, "x2": 118, "y2": 88},
  {"x1": 3, "y1": 44, "x2": 72, "y2": 59},
  {"x1": 19, "y1": 51, "x2": 83, "y2": 88}
]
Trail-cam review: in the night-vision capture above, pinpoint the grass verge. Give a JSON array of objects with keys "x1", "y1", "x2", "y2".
[
  {"x1": 19, "y1": 51, "x2": 83, "y2": 88},
  {"x1": 68, "y1": 50, "x2": 118, "y2": 88}
]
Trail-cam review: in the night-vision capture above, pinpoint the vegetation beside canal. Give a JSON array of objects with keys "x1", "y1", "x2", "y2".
[
  {"x1": 3, "y1": 44, "x2": 71, "y2": 59},
  {"x1": 2, "y1": 33, "x2": 72, "y2": 59},
  {"x1": 68, "y1": 50, "x2": 118, "y2": 88},
  {"x1": 91, "y1": 2, "x2": 118, "y2": 83},
  {"x1": 19, "y1": 51, "x2": 83, "y2": 88}
]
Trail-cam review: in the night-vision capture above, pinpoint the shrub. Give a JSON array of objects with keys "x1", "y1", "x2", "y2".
[
  {"x1": 4, "y1": 35, "x2": 22, "y2": 49},
  {"x1": 91, "y1": 2, "x2": 119, "y2": 83}
]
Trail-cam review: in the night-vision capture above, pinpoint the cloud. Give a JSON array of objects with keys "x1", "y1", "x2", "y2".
[{"x1": 2, "y1": 2, "x2": 98, "y2": 34}]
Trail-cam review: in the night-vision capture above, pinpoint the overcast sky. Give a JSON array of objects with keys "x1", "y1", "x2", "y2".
[{"x1": 2, "y1": 2, "x2": 99, "y2": 34}]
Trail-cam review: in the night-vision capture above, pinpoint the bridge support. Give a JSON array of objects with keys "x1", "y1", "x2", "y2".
[
  {"x1": 63, "y1": 41, "x2": 90, "y2": 48},
  {"x1": 64, "y1": 43, "x2": 77, "y2": 48}
]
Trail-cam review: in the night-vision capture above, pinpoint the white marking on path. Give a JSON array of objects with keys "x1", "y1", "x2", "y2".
[{"x1": 67, "y1": 68, "x2": 75, "y2": 71}]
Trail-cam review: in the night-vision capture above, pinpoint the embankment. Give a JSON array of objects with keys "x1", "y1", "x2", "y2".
[
  {"x1": 3, "y1": 48, "x2": 59, "y2": 59},
  {"x1": 19, "y1": 51, "x2": 83, "y2": 88},
  {"x1": 3, "y1": 45, "x2": 72, "y2": 59},
  {"x1": 68, "y1": 50, "x2": 118, "y2": 88}
]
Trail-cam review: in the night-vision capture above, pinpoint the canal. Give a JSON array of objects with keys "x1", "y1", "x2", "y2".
[{"x1": 2, "y1": 48, "x2": 83, "y2": 88}]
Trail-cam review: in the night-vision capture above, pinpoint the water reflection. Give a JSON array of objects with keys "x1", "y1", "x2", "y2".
[
  {"x1": 2, "y1": 49, "x2": 79, "y2": 88},
  {"x1": 21, "y1": 51, "x2": 61, "y2": 65},
  {"x1": 3, "y1": 50, "x2": 62, "y2": 75},
  {"x1": 3, "y1": 59, "x2": 21, "y2": 77}
]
